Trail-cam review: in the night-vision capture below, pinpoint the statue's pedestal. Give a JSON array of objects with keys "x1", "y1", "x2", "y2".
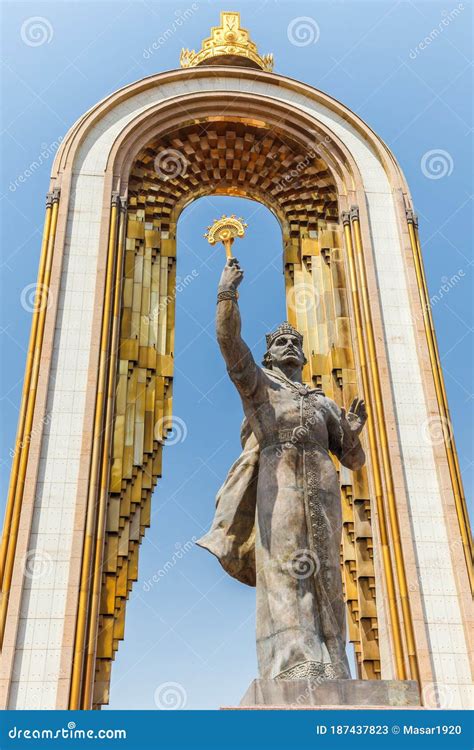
[{"x1": 233, "y1": 679, "x2": 420, "y2": 709}]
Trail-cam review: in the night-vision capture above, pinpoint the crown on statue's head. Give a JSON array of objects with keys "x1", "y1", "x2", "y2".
[{"x1": 265, "y1": 322, "x2": 303, "y2": 349}]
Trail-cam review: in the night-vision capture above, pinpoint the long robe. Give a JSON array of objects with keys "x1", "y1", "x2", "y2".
[{"x1": 198, "y1": 304, "x2": 365, "y2": 680}]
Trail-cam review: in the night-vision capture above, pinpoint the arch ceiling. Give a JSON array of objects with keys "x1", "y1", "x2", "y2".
[{"x1": 129, "y1": 119, "x2": 338, "y2": 235}]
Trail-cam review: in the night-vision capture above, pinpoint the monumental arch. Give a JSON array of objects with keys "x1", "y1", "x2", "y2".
[{"x1": 1, "y1": 12, "x2": 472, "y2": 710}]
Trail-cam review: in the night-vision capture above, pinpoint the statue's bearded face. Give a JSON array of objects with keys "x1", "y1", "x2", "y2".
[{"x1": 268, "y1": 333, "x2": 306, "y2": 370}]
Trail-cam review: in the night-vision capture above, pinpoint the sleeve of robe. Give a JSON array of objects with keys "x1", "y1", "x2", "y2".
[{"x1": 324, "y1": 397, "x2": 366, "y2": 470}]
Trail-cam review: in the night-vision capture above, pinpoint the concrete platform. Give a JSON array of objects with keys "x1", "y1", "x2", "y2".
[{"x1": 237, "y1": 679, "x2": 421, "y2": 708}]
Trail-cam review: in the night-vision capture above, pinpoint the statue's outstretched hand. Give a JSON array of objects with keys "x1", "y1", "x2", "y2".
[
  {"x1": 218, "y1": 258, "x2": 244, "y2": 291},
  {"x1": 341, "y1": 398, "x2": 367, "y2": 436}
]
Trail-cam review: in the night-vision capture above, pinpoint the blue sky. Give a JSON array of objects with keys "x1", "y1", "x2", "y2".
[{"x1": 1, "y1": 0, "x2": 472, "y2": 709}]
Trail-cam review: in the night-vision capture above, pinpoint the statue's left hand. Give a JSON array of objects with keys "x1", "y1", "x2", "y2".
[{"x1": 341, "y1": 398, "x2": 367, "y2": 435}]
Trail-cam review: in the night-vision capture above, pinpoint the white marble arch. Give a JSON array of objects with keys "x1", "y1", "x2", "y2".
[{"x1": 5, "y1": 70, "x2": 472, "y2": 710}]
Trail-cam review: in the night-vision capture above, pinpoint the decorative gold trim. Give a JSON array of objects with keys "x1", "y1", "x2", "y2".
[
  {"x1": 0, "y1": 189, "x2": 60, "y2": 648},
  {"x1": 82, "y1": 199, "x2": 127, "y2": 709},
  {"x1": 180, "y1": 11, "x2": 273, "y2": 72},
  {"x1": 341, "y1": 212, "x2": 407, "y2": 681},
  {"x1": 350, "y1": 208, "x2": 420, "y2": 684},
  {"x1": 0, "y1": 193, "x2": 53, "y2": 587},
  {"x1": 90, "y1": 194, "x2": 178, "y2": 706},
  {"x1": 69, "y1": 195, "x2": 120, "y2": 709},
  {"x1": 407, "y1": 211, "x2": 473, "y2": 592}
]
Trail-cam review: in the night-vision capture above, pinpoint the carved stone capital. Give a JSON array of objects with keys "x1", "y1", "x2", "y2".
[
  {"x1": 350, "y1": 205, "x2": 359, "y2": 222},
  {"x1": 406, "y1": 208, "x2": 419, "y2": 228}
]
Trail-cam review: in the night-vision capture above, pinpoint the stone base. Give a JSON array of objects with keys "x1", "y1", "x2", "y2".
[{"x1": 238, "y1": 679, "x2": 420, "y2": 708}]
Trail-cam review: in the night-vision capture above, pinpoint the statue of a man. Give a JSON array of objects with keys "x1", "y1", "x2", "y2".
[{"x1": 198, "y1": 258, "x2": 368, "y2": 681}]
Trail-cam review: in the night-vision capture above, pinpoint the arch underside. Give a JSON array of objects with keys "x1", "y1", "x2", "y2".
[{"x1": 92, "y1": 117, "x2": 380, "y2": 707}]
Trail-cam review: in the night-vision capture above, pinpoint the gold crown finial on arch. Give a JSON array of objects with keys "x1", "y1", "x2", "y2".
[{"x1": 180, "y1": 11, "x2": 274, "y2": 72}]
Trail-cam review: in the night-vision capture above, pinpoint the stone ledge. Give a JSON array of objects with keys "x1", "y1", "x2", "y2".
[
  {"x1": 237, "y1": 679, "x2": 421, "y2": 708},
  {"x1": 223, "y1": 705, "x2": 426, "y2": 710}
]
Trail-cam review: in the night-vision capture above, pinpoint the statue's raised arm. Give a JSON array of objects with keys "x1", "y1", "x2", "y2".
[{"x1": 216, "y1": 258, "x2": 260, "y2": 397}]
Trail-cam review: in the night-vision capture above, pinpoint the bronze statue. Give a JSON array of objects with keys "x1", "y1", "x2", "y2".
[{"x1": 198, "y1": 257, "x2": 368, "y2": 681}]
